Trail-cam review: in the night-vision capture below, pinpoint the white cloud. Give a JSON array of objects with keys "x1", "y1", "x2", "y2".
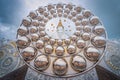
[
  {"x1": 23, "y1": 0, "x2": 88, "y2": 12},
  {"x1": 0, "y1": 0, "x2": 91, "y2": 40},
  {"x1": 0, "y1": 23, "x2": 17, "y2": 40},
  {"x1": 0, "y1": 25, "x2": 10, "y2": 32}
]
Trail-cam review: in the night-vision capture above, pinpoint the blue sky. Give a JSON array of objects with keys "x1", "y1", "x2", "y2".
[{"x1": 0, "y1": 0, "x2": 120, "y2": 40}]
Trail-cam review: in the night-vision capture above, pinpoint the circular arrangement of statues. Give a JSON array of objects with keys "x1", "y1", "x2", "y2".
[{"x1": 16, "y1": 3, "x2": 107, "y2": 77}]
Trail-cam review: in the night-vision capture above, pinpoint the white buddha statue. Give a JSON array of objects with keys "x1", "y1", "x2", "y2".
[
  {"x1": 56, "y1": 20, "x2": 65, "y2": 39},
  {"x1": 57, "y1": 20, "x2": 64, "y2": 32}
]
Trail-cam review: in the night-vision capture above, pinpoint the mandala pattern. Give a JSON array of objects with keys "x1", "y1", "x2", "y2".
[
  {"x1": 0, "y1": 40, "x2": 21, "y2": 77},
  {"x1": 17, "y1": 3, "x2": 107, "y2": 77},
  {"x1": 104, "y1": 40, "x2": 120, "y2": 75}
]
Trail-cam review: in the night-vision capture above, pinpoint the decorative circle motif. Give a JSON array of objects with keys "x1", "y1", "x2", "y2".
[
  {"x1": 16, "y1": 3, "x2": 107, "y2": 77},
  {"x1": 0, "y1": 50, "x2": 5, "y2": 60},
  {"x1": 0, "y1": 42, "x2": 20, "y2": 77},
  {"x1": 1, "y1": 57, "x2": 13, "y2": 69},
  {"x1": 110, "y1": 55, "x2": 120, "y2": 68},
  {"x1": 104, "y1": 41, "x2": 120, "y2": 75}
]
